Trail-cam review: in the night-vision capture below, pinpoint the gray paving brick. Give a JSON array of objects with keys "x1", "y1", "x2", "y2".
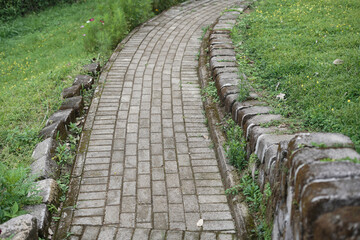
[
  {"x1": 109, "y1": 176, "x2": 122, "y2": 190},
  {"x1": 115, "y1": 228, "x2": 134, "y2": 240},
  {"x1": 74, "y1": 208, "x2": 104, "y2": 217},
  {"x1": 185, "y1": 212, "x2": 201, "y2": 231},
  {"x1": 184, "y1": 231, "x2": 200, "y2": 240},
  {"x1": 183, "y1": 195, "x2": 200, "y2": 212},
  {"x1": 121, "y1": 196, "x2": 136, "y2": 213},
  {"x1": 104, "y1": 206, "x2": 120, "y2": 224},
  {"x1": 73, "y1": 217, "x2": 102, "y2": 225},
  {"x1": 132, "y1": 228, "x2": 151, "y2": 240},
  {"x1": 152, "y1": 181, "x2": 167, "y2": 195},
  {"x1": 137, "y1": 204, "x2": 152, "y2": 222},
  {"x1": 120, "y1": 213, "x2": 135, "y2": 228},
  {"x1": 98, "y1": 226, "x2": 117, "y2": 240},
  {"x1": 123, "y1": 181, "x2": 136, "y2": 196},
  {"x1": 200, "y1": 232, "x2": 217, "y2": 240},
  {"x1": 169, "y1": 204, "x2": 185, "y2": 222},
  {"x1": 138, "y1": 188, "x2": 152, "y2": 204},
  {"x1": 78, "y1": 192, "x2": 106, "y2": 200},
  {"x1": 150, "y1": 230, "x2": 166, "y2": 240},
  {"x1": 123, "y1": 168, "x2": 136, "y2": 181},
  {"x1": 153, "y1": 196, "x2": 168, "y2": 213},
  {"x1": 106, "y1": 190, "x2": 121, "y2": 205},
  {"x1": 181, "y1": 180, "x2": 196, "y2": 195},
  {"x1": 154, "y1": 213, "x2": 169, "y2": 230},
  {"x1": 81, "y1": 226, "x2": 100, "y2": 240},
  {"x1": 138, "y1": 174, "x2": 151, "y2": 188}
]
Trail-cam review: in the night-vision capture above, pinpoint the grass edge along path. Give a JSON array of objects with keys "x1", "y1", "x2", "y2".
[{"x1": 231, "y1": 0, "x2": 360, "y2": 152}]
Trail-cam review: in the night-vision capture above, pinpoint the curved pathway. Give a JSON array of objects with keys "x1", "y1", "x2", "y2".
[{"x1": 58, "y1": 0, "x2": 241, "y2": 239}]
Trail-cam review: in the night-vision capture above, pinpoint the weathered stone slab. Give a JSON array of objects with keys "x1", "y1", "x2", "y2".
[
  {"x1": 24, "y1": 204, "x2": 50, "y2": 237},
  {"x1": 31, "y1": 155, "x2": 58, "y2": 180},
  {"x1": 288, "y1": 147, "x2": 360, "y2": 182},
  {"x1": 262, "y1": 144, "x2": 279, "y2": 176},
  {"x1": 314, "y1": 206, "x2": 360, "y2": 240},
  {"x1": 35, "y1": 178, "x2": 60, "y2": 205},
  {"x1": 215, "y1": 72, "x2": 239, "y2": 90},
  {"x1": 59, "y1": 96, "x2": 84, "y2": 115},
  {"x1": 210, "y1": 38, "x2": 233, "y2": 47},
  {"x1": 231, "y1": 100, "x2": 267, "y2": 122},
  {"x1": 216, "y1": 77, "x2": 239, "y2": 91},
  {"x1": 62, "y1": 84, "x2": 82, "y2": 99},
  {"x1": 83, "y1": 62, "x2": 100, "y2": 76},
  {"x1": 73, "y1": 75, "x2": 94, "y2": 89},
  {"x1": 220, "y1": 86, "x2": 239, "y2": 102},
  {"x1": 210, "y1": 43, "x2": 235, "y2": 51},
  {"x1": 210, "y1": 56, "x2": 237, "y2": 69},
  {"x1": 290, "y1": 149, "x2": 360, "y2": 202},
  {"x1": 210, "y1": 49, "x2": 236, "y2": 58},
  {"x1": 213, "y1": 66, "x2": 238, "y2": 77},
  {"x1": 243, "y1": 114, "x2": 283, "y2": 138},
  {"x1": 213, "y1": 23, "x2": 233, "y2": 31},
  {"x1": 255, "y1": 134, "x2": 294, "y2": 164},
  {"x1": 296, "y1": 179, "x2": 360, "y2": 239},
  {"x1": 219, "y1": 11, "x2": 241, "y2": 20},
  {"x1": 218, "y1": 19, "x2": 236, "y2": 25},
  {"x1": 246, "y1": 126, "x2": 278, "y2": 153},
  {"x1": 237, "y1": 106, "x2": 272, "y2": 127},
  {"x1": 224, "y1": 94, "x2": 238, "y2": 113},
  {"x1": 0, "y1": 214, "x2": 38, "y2": 240},
  {"x1": 288, "y1": 132, "x2": 354, "y2": 153},
  {"x1": 32, "y1": 138, "x2": 56, "y2": 160},
  {"x1": 209, "y1": 33, "x2": 231, "y2": 41},
  {"x1": 39, "y1": 121, "x2": 67, "y2": 140},
  {"x1": 46, "y1": 109, "x2": 76, "y2": 127}
]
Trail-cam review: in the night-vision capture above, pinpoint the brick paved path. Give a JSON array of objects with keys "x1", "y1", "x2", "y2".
[{"x1": 60, "y1": 0, "x2": 241, "y2": 239}]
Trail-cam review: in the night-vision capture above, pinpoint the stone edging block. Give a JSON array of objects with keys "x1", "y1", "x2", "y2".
[{"x1": 0, "y1": 214, "x2": 38, "y2": 240}]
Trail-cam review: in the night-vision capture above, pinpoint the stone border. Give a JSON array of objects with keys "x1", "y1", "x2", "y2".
[
  {"x1": 0, "y1": 63, "x2": 100, "y2": 239},
  {"x1": 198, "y1": 3, "x2": 254, "y2": 239},
  {"x1": 202, "y1": 2, "x2": 360, "y2": 240}
]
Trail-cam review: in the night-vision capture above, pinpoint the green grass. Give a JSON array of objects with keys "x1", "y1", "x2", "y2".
[
  {"x1": 0, "y1": 0, "x2": 177, "y2": 168},
  {"x1": 0, "y1": 1, "x2": 106, "y2": 168},
  {"x1": 232, "y1": 0, "x2": 360, "y2": 152}
]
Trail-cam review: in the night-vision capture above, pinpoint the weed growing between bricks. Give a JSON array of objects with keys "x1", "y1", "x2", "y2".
[
  {"x1": 221, "y1": 118, "x2": 272, "y2": 239},
  {"x1": 48, "y1": 87, "x2": 93, "y2": 237}
]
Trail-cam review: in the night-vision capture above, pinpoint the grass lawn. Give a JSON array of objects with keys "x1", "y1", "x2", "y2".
[
  {"x1": 232, "y1": 0, "x2": 360, "y2": 151},
  {"x1": 0, "y1": 1, "x2": 108, "y2": 168}
]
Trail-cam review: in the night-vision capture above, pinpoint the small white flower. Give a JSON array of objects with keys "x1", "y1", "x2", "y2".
[{"x1": 86, "y1": 21, "x2": 90, "y2": 23}]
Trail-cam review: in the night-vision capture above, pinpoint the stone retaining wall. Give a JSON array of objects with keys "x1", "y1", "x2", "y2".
[{"x1": 208, "y1": 5, "x2": 360, "y2": 240}]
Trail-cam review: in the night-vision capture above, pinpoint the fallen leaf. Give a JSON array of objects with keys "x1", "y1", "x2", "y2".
[
  {"x1": 203, "y1": 135, "x2": 209, "y2": 140},
  {"x1": 333, "y1": 59, "x2": 344, "y2": 65},
  {"x1": 197, "y1": 219, "x2": 204, "y2": 227},
  {"x1": 276, "y1": 93, "x2": 286, "y2": 100}
]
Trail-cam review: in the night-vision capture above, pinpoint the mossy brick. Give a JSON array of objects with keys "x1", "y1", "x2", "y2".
[{"x1": 314, "y1": 206, "x2": 360, "y2": 240}]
